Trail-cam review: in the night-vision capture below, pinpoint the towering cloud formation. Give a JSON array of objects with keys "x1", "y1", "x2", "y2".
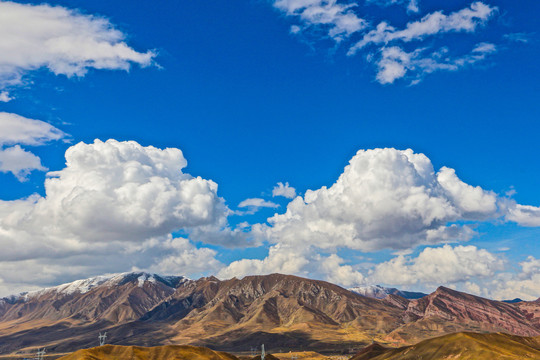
[
  {"x1": 260, "y1": 148, "x2": 498, "y2": 251},
  {"x1": 1, "y1": 139, "x2": 229, "y2": 251},
  {"x1": 221, "y1": 148, "x2": 540, "y2": 293},
  {"x1": 0, "y1": 139, "x2": 234, "y2": 292}
]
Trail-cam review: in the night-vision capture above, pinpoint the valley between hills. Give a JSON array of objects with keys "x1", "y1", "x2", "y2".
[{"x1": 0, "y1": 272, "x2": 540, "y2": 359}]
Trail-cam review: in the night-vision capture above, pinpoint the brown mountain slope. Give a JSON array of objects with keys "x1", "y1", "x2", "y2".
[
  {"x1": 350, "y1": 332, "x2": 540, "y2": 360},
  {"x1": 57, "y1": 344, "x2": 239, "y2": 360},
  {"x1": 121, "y1": 274, "x2": 403, "y2": 351},
  {"x1": 2, "y1": 273, "x2": 540, "y2": 355},
  {"x1": 386, "y1": 286, "x2": 540, "y2": 344},
  {"x1": 0, "y1": 273, "x2": 189, "y2": 354},
  {"x1": 0, "y1": 273, "x2": 188, "y2": 325}
]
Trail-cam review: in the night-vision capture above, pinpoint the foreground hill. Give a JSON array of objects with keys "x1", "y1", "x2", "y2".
[
  {"x1": 1, "y1": 273, "x2": 540, "y2": 354},
  {"x1": 57, "y1": 344, "x2": 239, "y2": 360},
  {"x1": 350, "y1": 332, "x2": 540, "y2": 360}
]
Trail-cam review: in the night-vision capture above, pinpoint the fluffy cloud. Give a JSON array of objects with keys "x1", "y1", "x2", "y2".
[
  {"x1": 0, "y1": 139, "x2": 238, "y2": 260},
  {"x1": 0, "y1": 235, "x2": 224, "y2": 296},
  {"x1": 258, "y1": 148, "x2": 498, "y2": 252},
  {"x1": 145, "y1": 236, "x2": 224, "y2": 277},
  {"x1": 0, "y1": 1, "x2": 154, "y2": 90},
  {"x1": 218, "y1": 241, "x2": 366, "y2": 287},
  {"x1": 0, "y1": 145, "x2": 47, "y2": 180},
  {"x1": 484, "y1": 256, "x2": 540, "y2": 301},
  {"x1": 272, "y1": 181, "x2": 297, "y2": 199},
  {"x1": 0, "y1": 139, "x2": 241, "y2": 294},
  {"x1": 221, "y1": 147, "x2": 540, "y2": 294},
  {"x1": 506, "y1": 205, "x2": 540, "y2": 227},
  {"x1": 0, "y1": 91, "x2": 11, "y2": 102},
  {"x1": 218, "y1": 244, "x2": 311, "y2": 280},
  {"x1": 369, "y1": 245, "x2": 504, "y2": 286},
  {"x1": 272, "y1": 0, "x2": 366, "y2": 41},
  {"x1": 0, "y1": 112, "x2": 66, "y2": 180}
]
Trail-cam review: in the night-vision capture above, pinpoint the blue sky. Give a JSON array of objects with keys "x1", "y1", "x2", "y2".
[{"x1": 0, "y1": 0, "x2": 539, "y2": 299}]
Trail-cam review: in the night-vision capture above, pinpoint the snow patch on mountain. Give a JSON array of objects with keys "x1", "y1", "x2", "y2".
[
  {"x1": 349, "y1": 284, "x2": 426, "y2": 300},
  {"x1": 137, "y1": 273, "x2": 158, "y2": 287},
  {"x1": 6, "y1": 272, "x2": 187, "y2": 302}
]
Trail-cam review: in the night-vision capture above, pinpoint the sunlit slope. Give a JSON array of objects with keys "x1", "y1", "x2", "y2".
[
  {"x1": 351, "y1": 332, "x2": 540, "y2": 360},
  {"x1": 57, "y1": 344, "x2": 239, "y2": 360},
  {"x1": 271, "y1": 351, "x2": 328, "y2": 359}
]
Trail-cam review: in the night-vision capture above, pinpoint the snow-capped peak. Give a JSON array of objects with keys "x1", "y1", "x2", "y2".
[
  {"x1": 6, "y1": 272, "x2": 187, "y2": 302},
  {"x1": 349, "y1": 284, "x2": 426, "y2": 300},
  {"x1": 349, "y1": 285, "x2": 395, "y2": 299}
]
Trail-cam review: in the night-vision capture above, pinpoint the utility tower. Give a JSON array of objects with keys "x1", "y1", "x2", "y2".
[
  {"x1": 261, "y1": 344, "x2": 265, "y2": 360},
  {"x1": 99, "y1": 332, "x2": 107, "y2": 346},
  {"x1": 36, "y1": 348, "x2": 45, "y2": 360}
]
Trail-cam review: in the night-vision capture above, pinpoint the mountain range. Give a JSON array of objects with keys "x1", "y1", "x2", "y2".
[{"x1": 0, "y1": 272, "x2": 539, "y2": 356}]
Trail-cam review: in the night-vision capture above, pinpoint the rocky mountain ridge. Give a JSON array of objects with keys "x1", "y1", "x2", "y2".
[{"x1": 0, "y1": 273, "x2": 539, "y2": 355}]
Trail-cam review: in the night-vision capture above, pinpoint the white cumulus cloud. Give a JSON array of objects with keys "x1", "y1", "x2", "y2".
[
  {"x1": 272, "y1": 181, "x2": 297, "y2": 199},
  {"x1": 506, "y1": 204, "x2": 540, "y2": 227},
  {"x1": 258, "y1": 148, "x2": 499, "y2": 252},
  {"x1": 483, "y1": 256, "x2": 540, "y2": 301},
  {"x1": 369, "y1": 244, "x2": 505, "y2": 286},
  {"x1": 0, "y1": 1, "x2": 154, "y2": 90},
  {"x1": 0, "y1": 139, "x2": 238, "y2": 261},
  {"x1": 0, "y1": 91, "x2": 12, "y2": 102},
  {"x1": 0, "y1": 139, "x2": 243, "y2": 294},
  {"x1": 0, "y1": 145, "x2": 47, "y2": 181}
]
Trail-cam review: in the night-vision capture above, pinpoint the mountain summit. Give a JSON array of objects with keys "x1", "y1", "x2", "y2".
[{"x1": 349, "y1": 285, "x2": 426, "y2": 300}]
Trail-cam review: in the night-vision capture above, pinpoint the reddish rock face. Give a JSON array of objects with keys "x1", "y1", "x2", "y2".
[{"x1": 385, "y1": 286, "x2": 540, "y2": 343}]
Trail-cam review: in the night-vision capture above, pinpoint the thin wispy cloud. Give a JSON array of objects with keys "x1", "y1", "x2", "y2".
[
  {"x1": 0, "y1": 1, "x2": 155, "y2": 96},
  {"x1": 273, "y1": 0, "x2": 367, "y2": 42},
  {"x1": 272, "y1": 0, "x2": 500, "y2": 84}
]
